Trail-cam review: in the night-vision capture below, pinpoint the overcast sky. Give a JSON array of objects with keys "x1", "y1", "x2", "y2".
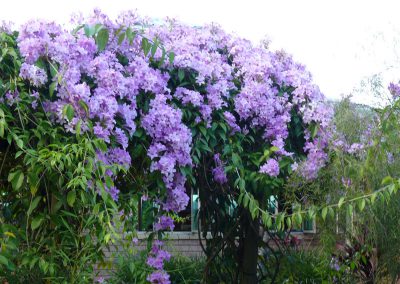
[{"x1": 2, "y1": 0, "x2": 400, "y2": 106}]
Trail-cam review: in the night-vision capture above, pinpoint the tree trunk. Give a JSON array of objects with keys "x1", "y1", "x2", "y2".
[{"x1": 241, "y1": 216, "x2": 260, "y2": 284}]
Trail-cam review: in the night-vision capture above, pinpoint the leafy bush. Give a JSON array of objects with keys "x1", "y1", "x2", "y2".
[{"x1": 261, "y1": 249, "x2": 353, "y2": 283}]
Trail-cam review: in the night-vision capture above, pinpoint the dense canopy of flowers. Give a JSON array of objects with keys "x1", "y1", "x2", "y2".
[{"x1": 9, "y1": 9, "x2": 332, "y2": 283}]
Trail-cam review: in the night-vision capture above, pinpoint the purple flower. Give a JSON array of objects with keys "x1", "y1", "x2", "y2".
[
  {"x1": 388, "y1": 82, "x2": 400, "y2": 99},
  {"x1": 212, "y1": 154, "x2": 227, "y2": 184},
  {"x1": 30, "y1": 91, "x2": 40, "y2": 109},
  {"x1": 330, "y1": 257, "x2": 341, "y2": 271},
  {"x1": 341, "y1": 177, "x2": 352, "y2": 188},
  {"x1": 174, "y1": 87, "x2": 203, "y2": 107},
  {"x1": 20, "y1": 63, "x2": 48, "y2": 87},
  {"x1": 348, "y1": 143, "x2": 364, "y2": 154},
  {"x1": 387, "y1": 152, "x2": 394, "y2": 164},
  {"x1": 147, "y1": 241, "x2": 171, "y2": 270},
  {"x1": 223, "y1": 111, "x2": 240, "y2": 133},
  {"x1": 114, "y1": 127, "x2": 128, "y2": 149},
  {"x1": 105, "y1": 185, "x2": 120, "y2": 201},
  {"x1": 260, "y1": 159, "x2": 280, "y2": 177},
  {"x1": 154, "y1": 215, "x2": 175, "y2": 231},
  {"x1": 147, "y1": 271, "x2": 171, "y2": 284}
]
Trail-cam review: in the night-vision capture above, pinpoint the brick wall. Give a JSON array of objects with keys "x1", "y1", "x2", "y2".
[
  {"x1": 95, "y1": 231, "x2": 320, "y2": 279},
  {"x1": 95, "y1": 232, "x2": 206, "y2": 279}
]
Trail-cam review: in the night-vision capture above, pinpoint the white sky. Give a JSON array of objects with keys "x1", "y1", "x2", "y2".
[{"x1": 2, "y1": 0, "x2": 400, "y2": 106}]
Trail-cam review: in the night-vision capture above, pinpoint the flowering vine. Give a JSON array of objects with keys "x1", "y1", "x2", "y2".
[{"x1": 3, "y1": 9, "x2": 333, "y2": 283}]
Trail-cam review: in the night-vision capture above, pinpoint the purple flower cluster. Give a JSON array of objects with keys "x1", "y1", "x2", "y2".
[
  {"x1": 4, "y1": 90, "x2": 20, "y2": 106},
  {"x1": 95, "y1": 148, "x2": 131, "y2": 201},
  {"x1": 147, "y1": 271, "x2": 170, "y2": 284},
  {"x1": 154, "y1": 215, "x2": 175, "y2": 231},
  {"x1": 20, "y1": 63, "x2": 47, "y2": 87},
  {"x1": 142, "y1": 94, "x2": 192, "y2": 212},
  {"x1": 260, "y1": 158, "x2": 280, "y2": 177},
  {"x1": 212, "y1": 153, "x2": 228, "y2": 184},
  {"x1": 223, "y1": 111, "x2": 240, "y2": 133},
  {"x1": 388, "y1": 82, "x2": 400, "y2": 99},
  {"x1": 341, "y1": 177, "x2": 352, "y2": 188},
  {"x1": 332, "y1": 138, "x2": 365, "y2": 155},
  {"x1": 146, "y1": 240, "x2": 172, "y2": 284}
]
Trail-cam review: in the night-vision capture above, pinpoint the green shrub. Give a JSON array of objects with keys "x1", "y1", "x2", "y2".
[{"x1": 261, "y1": 249, "x2": 354, "y2": 283}]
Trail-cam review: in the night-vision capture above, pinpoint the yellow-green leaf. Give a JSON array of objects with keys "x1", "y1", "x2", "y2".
[
  {"x1": 321, "y1": 207, "x2": 328, "y2": 221},
  {"x1": 67, "y1": 190, "x2": 76, "y2": 207},
  {"x1": 31, "y1": 216, "x2": 44, "y2": 230},
  {"x1": 27, "y1": 196, "x2": 41, "y2": 216},
  {"x1": 338, "y1": 197, "x2": 345, "y2": 208}
]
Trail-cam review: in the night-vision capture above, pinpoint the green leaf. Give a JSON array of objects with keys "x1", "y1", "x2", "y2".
[
  {"x1": 238, "y1": 193, "x2": 244, "y2": 205},
  {"x1": 27, "y1": 196, "x2": 41, "y2": 216},
  {"x1": 371, "y1": 192, "x2": 378, "y2": 204},
  {"x1": 8, "y1": 170, "x2": 24, "y2": 190},
  {"x1": 294, "y1": 212, "x2": 302, "y2": 226},
  {"x1": 104, "y1": 233, "x2": 111, "y2": 244},
  {"x1": 96, "y1": 28, "x2": 109, "y2": 52},
  {"x1": 117, "y1": 32, "x2": 125, "y2": 45},
  {"x1": 168, "y1": 52, "x2": 175, "y2": 65},
  {"x1": 321, "y1": 207, "x2": 328, "y2": 221},
  {"x1": 105, "y1": 175, "x2": 113, "y2": 188},
  {"x1": 141, "y1": 37, "x2": 151, "y2": 56},
  {"x1": 67, "y1": 190, "x2": 76, "y2": 207},
  {"x1": 0, "y1": 119, "x2": 4, "y2": 138},
  {"x1": 63, "y1": 104, "x2": 75, "y2": 121},
  {"x1": 93, "y1": 203, "x2": 100, "y2": 215},
  {"x1": 243, "y1": 194, "x2": 250, "y2": 208},
  {"x1": 49, "y1": 82, "x2": 57, "y2": 97},
  {"x1": 239, "y1": 179, "x2": 245, "y2": 191},
  {"x1": 310, "y1": 123, "x2": 319, "y2": 138},
  {"x1": 270, "y1": 146, "x2": 279, "y2": 153},
  {"x1": 232, "y1": 153, "x2": 240, "y2": 166},
  {"x1": 94, "y1": 23, "x2": 104, "y2": 34},
  {"x1": 72, "y1": 24, "x2": 84, "y2": 35},
  {"x1": 382, "y1": 175, "x2": 393, "y2": 185},
  {"x1": 158, "y1": 48, "x2": 166, "y2": 66},
  {"x1": 178, "y1": 69, "x2": 185, "y2": 82},
  {"x1": 338, "y1": 197, "x2": 345, "y2": 208},
  {"x1": 150, "y1": 38, "x2": 158, "y2": 57},
  {"x1": 0, "y1": 255, "x2": 8, "y2": 266},
  {"x1": 15, "y1": 151, "x2": 23, "y2": 159},
  {"x1": 49, "y1": 63, "x2": 58, "y2": 77},
  {"x1": 347, "y1": 204, "x2": 353, "y2": 217},
  {"x1": 126, "y1": 27, "x2": 135, "y2": 44},
  {"x1": 84, "y1": 24, "x2": 96, "y2": 37},
  {"x1": 328, "y1": 207, "x2": 335, "y2": 218},
  {"x1": 199, "y1": 126, "x2": 207, "y2": 137},
  {"x1": 75, "y1": 119, "x2": 82, "y2": 137},
  {"x1": 78, "y1": 100, "x2": 89, "y2": 115},
  {"x1": 13, "y1": 135, "x2": 23, "y2": 149},
  {"x1": 286, "y1": 216, "x2": 292, "y2": 228},
  {"x1": 263, "y1": 213, "x2": 272, "y2": 228},
  {"x1": 31, "y1": 216, "x2": 44, "y2": 230},
  {"x1": 357, "y1": 199, "x2": 366, "y2": 211}
]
